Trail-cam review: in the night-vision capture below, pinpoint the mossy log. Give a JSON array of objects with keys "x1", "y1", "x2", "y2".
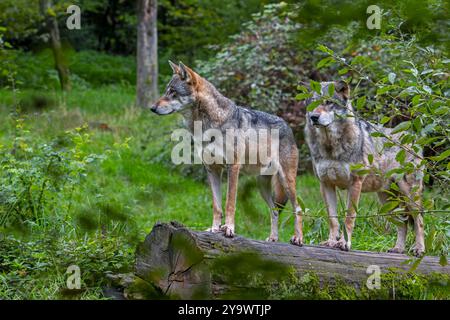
[{"x1": 133, "y1": 221, "x2": 449, "y2": 299}]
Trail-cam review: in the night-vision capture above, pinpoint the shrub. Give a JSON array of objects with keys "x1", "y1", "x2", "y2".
[{"x1": 0, "y1": 120, "x2": 105, "y2": 231}]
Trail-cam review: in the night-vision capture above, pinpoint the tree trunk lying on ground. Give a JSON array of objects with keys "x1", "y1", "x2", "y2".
[{"x1": 121, "y1": 221, "x2": 449, "y2": 299}]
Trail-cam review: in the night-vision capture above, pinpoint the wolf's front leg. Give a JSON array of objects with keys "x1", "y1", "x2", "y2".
[
  {"x1": 221, "y1": 164, "x2": 240, "y2": 237},
  {"x1": 206, "y1": 168, "x2": 223, "y2": 233},
  {"x1": 320, "y1": 182, "x2": 341, "y2": 248}
]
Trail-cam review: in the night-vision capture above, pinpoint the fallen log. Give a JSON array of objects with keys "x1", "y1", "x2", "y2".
[{"x1": 131, "y1": 221, "x2": 449, "y2": 299}]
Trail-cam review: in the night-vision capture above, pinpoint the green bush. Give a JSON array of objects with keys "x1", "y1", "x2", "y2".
[{"x1": 0, "y1": 119, "x2": 105, "y2": 231}]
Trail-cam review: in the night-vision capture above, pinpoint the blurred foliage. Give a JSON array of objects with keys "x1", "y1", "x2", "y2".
[
  {"x1": 0, "y1": 49, "x2": 136, "y2": 89},
  {"x1": 158, "y1": 0, "x2": 274, "y2": 64},
  {"x1": 0, "y1": 235, "x2": 133, "y2": 299},
  {"x1": 266, "y1": 269, "x2": 450, "y2": 299},
  {"x1": 0, "y1": 0, "x2": 275, "y2": 76}
]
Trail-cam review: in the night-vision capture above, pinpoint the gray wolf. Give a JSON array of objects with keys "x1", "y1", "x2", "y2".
[
  {"x1": 304, "y1": 81, "x2": 425, "y2": 256},
  {"x1": 151, "y1": 61, "x2": 303, "y2": 245}
]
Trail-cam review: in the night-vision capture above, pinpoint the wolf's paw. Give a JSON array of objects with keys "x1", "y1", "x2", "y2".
[
  {"x1": 265, "y1": 236, "x2": 278, "y2": 242},
  {"x1": 387, "y1": 247, "x2": 405, "y2": 254},
  {"x1": 220, "y1": 225, "x2": 235, "y2": 238},
  {"x1": 411, "y1": 245, "x2": 425, "y2": 257},
  {"x1": 290, "y1": 236, "x2": 303, "y2": 246},
  {"x1": 337, "y1": 238, "x2": 350, "y2": 251},
  {"x1": 206, "y1": 226, "x2": 221, "y2": 233},
  {"x1": 320, "y1": 239, "x2": 339, "y2": 248}
]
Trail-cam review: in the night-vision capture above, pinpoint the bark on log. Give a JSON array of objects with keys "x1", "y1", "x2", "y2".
[{"x1": 134, "y1": 221, "x2": 450, "y2": 299}]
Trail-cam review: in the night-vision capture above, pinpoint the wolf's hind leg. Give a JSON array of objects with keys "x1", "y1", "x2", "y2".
[
  {"x1": 411, "y1": 213, "x2": 425, "y2": 257},
  {"x1": 378, "y1": 191, "x2": 407, "y2": 254},
  {"x1": 398, "y1": 178, "x2": 425, "y2": 257},
  {"x1": 277, "y1": 151, "x2": 302, "y2": 246},
  {"x1": 206, "y1": 168, "x2": 223, "y2": 233},
  {"x1": 257, "y1": 175, "x2": 285, "y2": 242},
  {"x1": 342, "y1": 177, "x2": 362, "y2": 251},
  {"x1": 388, "y1": 221, "x2": 408, "y2": 254}
]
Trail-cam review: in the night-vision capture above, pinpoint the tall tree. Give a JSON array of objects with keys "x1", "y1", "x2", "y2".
[
  {"x1": 39, "y1": 0, "x2": 70, "y2": 91},
  {"x1": 136, "y1": 0, "x2": 158, "y2": 108}
]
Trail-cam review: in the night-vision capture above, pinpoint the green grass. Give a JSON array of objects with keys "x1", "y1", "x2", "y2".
[{"x1": 0, "y1": 87, "x2": 448, "y2": 299}]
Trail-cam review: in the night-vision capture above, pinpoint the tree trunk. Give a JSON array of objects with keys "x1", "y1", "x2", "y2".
[
  {"x1": 133, "y1": 222, "x2": 450, "y2": 299},
  {"x1": 136, "y1": 0, "x2": 158, "y2": 108},
  {"x1": 39, "y1": 0, "x2": 71, "y2": 91}
]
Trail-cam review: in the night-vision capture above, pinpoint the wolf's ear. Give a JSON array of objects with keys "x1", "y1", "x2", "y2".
[
  {"x1": 168, "y1": 60, "x2": 180, "y2": 74},
  {"x1": 178, "y1": 61, "x2": 196, "y2": 84},
  {"x1": 335, "y1": 80, "x2": 350, "y2": 100}
]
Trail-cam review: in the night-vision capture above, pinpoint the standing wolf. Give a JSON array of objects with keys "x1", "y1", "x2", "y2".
[
  {"x1": 305, "y1": 81, "x2": 425, "y2": 256},
  {"x1": 151, "y1": 61, "x2": 303, "y2": 245}
]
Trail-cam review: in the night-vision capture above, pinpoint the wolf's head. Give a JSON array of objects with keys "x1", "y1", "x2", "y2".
[
  {"x1": 151, "y1": 61, "x2": 200, "y2": 115},
  {"x1": 306, "y1": 81, "x2": 351, "y2": 127}
]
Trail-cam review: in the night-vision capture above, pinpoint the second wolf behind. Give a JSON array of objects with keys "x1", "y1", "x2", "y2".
[
  {"x1": 304, "y1": 81, "x2": 425, "y2": 256},
  {"x1": 151, "y1": 61, "x2": 303, "y2": 245}
]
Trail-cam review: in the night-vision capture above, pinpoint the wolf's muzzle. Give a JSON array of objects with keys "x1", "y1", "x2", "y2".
[{"x1": 310, "y1": 113, "x2": 320, "y2": 125}]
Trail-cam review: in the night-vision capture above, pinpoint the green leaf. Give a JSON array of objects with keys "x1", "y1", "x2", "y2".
[
  {"x1": 306, "y1": 100, "x2": 322, "y2": 111},
  {"x1": 429, "y1": 149, "x2": 450, "y2": 162},
  {"x1": 439, "y1": 254, "x2": 448, "y2": 266},
  {"x1": 388, "y1": 72, "x2": 396, "y2": 84},
  {"x1": 338, "y1": 68, "x2": 349, "y2": 75},
  {"x1": 416, "y1": 136, "x2": 440, "y2": 146},
  {"x1": 317, "y1": 44, "x2": 333, "y2": 55},
  {"x1": 380, "y1": 116, "x2": 391, "y2": 124},
  {"x1": 390, "y1": 182, "x2": 399, "y2": 191},
  {"x1": 379, "y1": 201, "x2": 400, "y2": 214},
  {"x1": 408, "y1": 257, "x2": 423, "y2": 272},
  {"x1": 356, "y1": 96, "x2": 366, "y2": 109},
  {"x1": 412, "y1": 117, "x2": 422, "y2": 132},
  {"x1": 422, "y1": 85, "x2": 432, "y2": 94},
  {"x1": 295, "y1": 93, "x2": 311, "y2": 101},
  {"x1": 368, "y1": 154, "x2": 374, "y2": 165},
  {"x1": 46, "y1": 7, "x2": 57, "y2": 17},
  {"x1": 434, "y1": 106, "x2": 449, "y2": 115},
  {"x1": 317, "y1": 57, "x2": 335, "y2": 69},
  {"x1": 370, "y1": 132, "x2": 385, "y2": 138},
  {"x1": 391, "y1": 121, "x2": 411, "y2": 134},
  {"x1": 354, "y1": 169, "x2": 371, "y2": 175},
  {"x1": 310, "y1": 81, "x2": 321, "y2": 94},
  {"x1": 395, "y1": 149, "x2": 406, "y2": 163},
  {"x1": 327, "y1": 83, "x2": 335, "y2": 97},
  {"x1": 376, "y1": 85, "x2": 394, "y2": 96},
  {"x1": 350, "y1": 163, "x2": 365, "y2": 170},
  {"x1": 297, "y1": 85, "x2": 308, "y2": 92}
]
